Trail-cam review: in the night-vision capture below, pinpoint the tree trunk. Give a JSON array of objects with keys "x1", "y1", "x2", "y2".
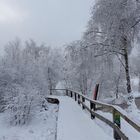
[
  {"x1": 123, "y1": 43, "x2": 132, "y2": 94},
  {"x1": 48, "y1": 67, "x2": 52, "y2": 95},
  {"x1": 138, "y1": 73, "x2": 140, "y2": 92}
]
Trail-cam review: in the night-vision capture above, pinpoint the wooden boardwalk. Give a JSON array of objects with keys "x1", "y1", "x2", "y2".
[{"x1": 54, "y1": 96, "x2": 113, "y2": 140}]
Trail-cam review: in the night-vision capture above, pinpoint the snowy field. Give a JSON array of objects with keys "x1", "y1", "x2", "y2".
[{"x1": 0, "y1": 103, "x2": 58, "y2": 140}]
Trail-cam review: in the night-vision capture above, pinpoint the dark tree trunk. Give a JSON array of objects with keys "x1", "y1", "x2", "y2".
[
  {"x1": 138, "y1": 74, "x2": 140, "y2": 92},
  {"x1": 48, "y1": 67, "x2": 52, "y2": 95},
  {"x1": 123, "y1": 39, "x2": 132, "y2": 94}
]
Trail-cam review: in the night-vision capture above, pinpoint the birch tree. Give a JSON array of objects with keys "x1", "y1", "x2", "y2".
[{"x1": 91, "y1": 0, "x2": 140, "y2": 95}]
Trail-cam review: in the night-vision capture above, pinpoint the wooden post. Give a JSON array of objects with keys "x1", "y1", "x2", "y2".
[
  {"x1": 68, "y1": 90, "x2": 70, "y2": 96},
  {"x1": 50, "y1": 89, "x2": 52, "y2": 95},
  {"x1": 82, "y1": 97, "x2": 85, "y2": 109},
  {"x1": 89, "y1": 84, "x2": 99, "y2": 115},
  {"x1": 74, "y1": 93, "x2": 77, "y2": 101},
  {"x1": 90, "y1": 101, "x2": 95, "y2": 119},
  {"x1": 78, "y1": 94, "x2": 80, "y2": 104},
  {"x1": 70, "y1": 91, "x2": 73, "y2": 97},
  {"x1": 66, "y1": 89, "x2": 68, "y2": 96},
  {"x1": 93, "y1": 84, "x2": 99, "y2": 100},
  {"x1": 113, "y1": 109, "x2": 121, "y2": 140}
]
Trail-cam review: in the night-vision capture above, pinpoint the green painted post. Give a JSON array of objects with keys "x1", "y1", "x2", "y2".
[{"x1": 113, "y1": 109, "x2": 121, "y2": 140}]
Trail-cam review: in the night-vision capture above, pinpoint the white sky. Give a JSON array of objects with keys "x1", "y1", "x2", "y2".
[{"x1": 0, "y1": 0, "x2": 94, "y2": 49}]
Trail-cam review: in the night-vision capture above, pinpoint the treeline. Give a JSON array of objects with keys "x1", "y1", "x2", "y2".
[
  {"x1": 0, "y1": 39, "x2": 63, "y2": 125},
  {"x1": 1, "y1": 0, "x2": 140, "y2": 125},
  {"x1": 63, "y1": 0, "x2": 140, "y2": 100}
]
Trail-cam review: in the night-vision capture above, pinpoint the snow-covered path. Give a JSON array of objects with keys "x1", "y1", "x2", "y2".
[{"x1": 56, "y1": 96, "x2": 114, "y2": 140}]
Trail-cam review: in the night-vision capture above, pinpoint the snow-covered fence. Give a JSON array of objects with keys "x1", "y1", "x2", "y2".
[{"x1": 50, "y1": 89, "x2": 140, "y2": 140}]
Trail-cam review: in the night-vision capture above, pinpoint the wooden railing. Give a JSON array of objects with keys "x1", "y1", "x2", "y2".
[{"x1": 50, "y1": 89, "x2": 140, "y2": 140}]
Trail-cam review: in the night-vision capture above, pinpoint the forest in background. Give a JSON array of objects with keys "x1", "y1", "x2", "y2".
[{"x1": 0, "y1": 0, "x2": 140, "y2": 125}]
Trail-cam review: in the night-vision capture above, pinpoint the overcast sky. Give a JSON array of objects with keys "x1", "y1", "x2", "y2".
[{"x1": 0, "y1": 0, "x2": 94, "y2": 49}]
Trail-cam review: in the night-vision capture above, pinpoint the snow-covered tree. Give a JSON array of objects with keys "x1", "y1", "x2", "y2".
[
  {"x1": 0, "y1": 39, "x2": 62, "y2": 125},
  {"x1": 90, "y1": 0, "x2": 140, "y2": 95}
]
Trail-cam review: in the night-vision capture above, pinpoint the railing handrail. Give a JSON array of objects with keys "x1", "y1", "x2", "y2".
[
  {"x1": 66, "y1": 89, "x2": 140, "y2": 132},
  {"x1": 50, "y1": 88, "x2": 140, "y2": 140},
  {"x1": 68, "y1": 89, "x2": 114, "y2": 108}
]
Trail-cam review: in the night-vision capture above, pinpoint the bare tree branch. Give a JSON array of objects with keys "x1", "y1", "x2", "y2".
[
  {"x1": 115, "y1": 54, "x2": 126, "y2": 69},
  {"x1": 131, "y1": 18, "x2": 140, "y2": 28},
  {"x1": 85, "y1": 30, "x2": 107, "y2": 36}
]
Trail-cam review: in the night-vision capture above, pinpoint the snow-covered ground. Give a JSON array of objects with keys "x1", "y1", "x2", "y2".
[
  {"x1": 56, "y1": 96, "x2": 114, "y2": 140},
  {"x1": 1, "y1": 94, "x2": 140, "y2": 140},
  {"x1": 0, "y1": 103, "x2": 58, "y2": 140}
]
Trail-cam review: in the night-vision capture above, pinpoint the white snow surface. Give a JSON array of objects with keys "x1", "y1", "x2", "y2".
[
  {"x1": 0, "y1": 103, "x2": 58, "y2": 140},
  {"x1": 56, "y1": 96, "x2": 114, "y2": 140}
]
